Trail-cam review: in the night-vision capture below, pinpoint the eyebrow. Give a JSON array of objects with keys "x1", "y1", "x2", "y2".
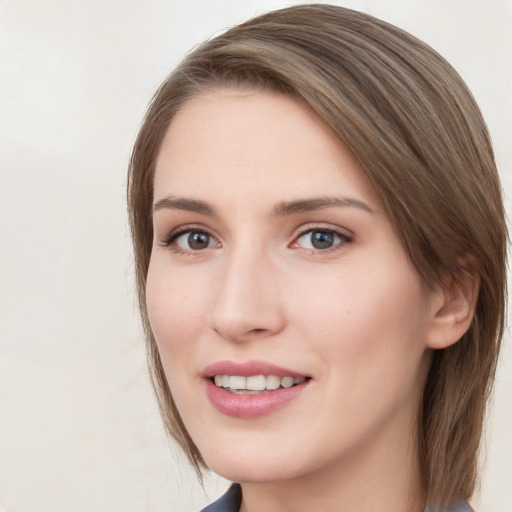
[
  {"x1": 152, "y1": 195, "x2": 374, "y2": 216},
  {"x1": 272, "y1": 197, "x2": 374, "y2": 216},
  {"x1": 153, "y1": 197, "x2": 216, "y2": 215}
]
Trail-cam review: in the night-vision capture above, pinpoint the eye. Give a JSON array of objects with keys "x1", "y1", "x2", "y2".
[
  {"x1": 162, "y1": 228, "x2": 220, "y2": 252},
  {"x1": 294, "y1": 228, "x2": 352, "y2": 251}
]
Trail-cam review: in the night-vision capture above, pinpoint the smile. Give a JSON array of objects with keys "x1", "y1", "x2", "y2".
[
  {"x1": 202, "y1": 360, "x2": 311, "y2": 418},
  {"x1": 213, "y1": 375, "x2": 307, "y2": 394}
]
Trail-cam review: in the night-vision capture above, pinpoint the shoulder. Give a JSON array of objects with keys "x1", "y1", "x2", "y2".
[
  {"x1": 200, "y1": 484, "x2": 242, "y2": 512},
  {"x1": 427, "y1": 502, "x2": 474, "y2": 512},
  {"x1": 199, "y1": 487, "x2": 472, "y2": 512},
  {"x1": 449, "y1": 504, "x2": 474, "y2": 512}
]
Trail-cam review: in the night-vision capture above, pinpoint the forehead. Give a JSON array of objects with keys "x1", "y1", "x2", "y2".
[{"x1": 154, "y1": 89, "x2": 382, "y2": 210}]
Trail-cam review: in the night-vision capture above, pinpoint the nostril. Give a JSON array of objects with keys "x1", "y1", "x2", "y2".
[{"x1": 248, "y1": 328, "x2": 270, "y2": 337}]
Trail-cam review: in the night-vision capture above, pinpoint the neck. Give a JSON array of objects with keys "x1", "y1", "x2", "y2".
[{"x1": 239, "y1": 414, "x2": 425, "y2": 512}]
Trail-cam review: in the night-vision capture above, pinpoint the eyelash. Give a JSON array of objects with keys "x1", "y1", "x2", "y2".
[
  {"x1": 160, "y1": 225, "x2": 353, "y2": 255},
  {"x1": 293, "y1": 225, "x2": 353, "y2": 254},
  {"x1": 160, "y1": 225, "x2": 219, "y2": 254}
]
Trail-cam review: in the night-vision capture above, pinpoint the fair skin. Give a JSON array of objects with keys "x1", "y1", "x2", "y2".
[{"x1": 146, "y1": 89, "x2": 472, "y2": 512}]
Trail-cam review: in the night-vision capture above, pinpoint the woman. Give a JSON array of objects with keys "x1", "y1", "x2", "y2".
[{"x1": 127, "y1": 4, "x2": 507, "y2": 511}]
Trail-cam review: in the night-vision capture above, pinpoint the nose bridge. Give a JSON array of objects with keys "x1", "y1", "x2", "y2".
[{"x1": 209, "y1": 237, "x2": 284, "y2": 342}]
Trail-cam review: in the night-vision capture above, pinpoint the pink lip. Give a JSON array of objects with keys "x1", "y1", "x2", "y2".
[{"x1": 202, "y1": 360, "x2": 311, "y2": 419}]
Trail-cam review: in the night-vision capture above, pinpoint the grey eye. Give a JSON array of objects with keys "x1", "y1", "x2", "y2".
[
  {"x1": 296, "y1": 229, "x2": 347, "y2": 250},
  {"x1": 174, "y1": 230, "x2": 218, "y2": 250},
  {"x1": 310, "y1": 231, "x2": 335, "y2": 249},
  {"x1": 187, "y1": 232, "x2": 211, "y2": 250}
]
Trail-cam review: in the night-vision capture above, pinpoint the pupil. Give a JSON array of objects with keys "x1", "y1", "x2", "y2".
[
  {"x1": 188, "y1": 232, "x2": 209, "y2": 250},
  {"x1": 312, "y1": 231, "x2": 333, "y2": 249}
]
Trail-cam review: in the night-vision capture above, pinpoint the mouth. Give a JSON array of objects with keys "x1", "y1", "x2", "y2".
[
  {"x1": 212, "y1": 374, "x2": 308, "y2": 394},
  {"x1": 202, "y1": 360, "x2": 311, "y2": 418}
]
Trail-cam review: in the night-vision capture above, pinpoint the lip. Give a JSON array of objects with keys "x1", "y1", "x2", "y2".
[{"x1": 202, "y1": 360, "x2": 311, "y2": 419}]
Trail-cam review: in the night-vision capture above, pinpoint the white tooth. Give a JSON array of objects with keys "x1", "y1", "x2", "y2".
[
  {"x1": 265, "y1": 375, "x2": 281, "y2": 390},
  {"x1": 214, "y1": 375, "x2": 223, "y2": 386},
  {"x1": 222, "y1": 375, "x2": 230, "y2": 387},
  {"x1": 295, "y1": 377, "x2": 306, "y2": 385},
  {"x1": 281, "y1": 376, "x2": 294, "y2": 388},
  {"x1": 246, "y1": 375, "x2": 266, "y2": 391},
  {"x1": 229, "y1": 376, "x2": 246, "y2": 390}
]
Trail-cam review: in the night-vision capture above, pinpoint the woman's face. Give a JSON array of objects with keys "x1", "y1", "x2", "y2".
[{"x1": 146, "y1": 89, "x2": 441, "y2": 485}]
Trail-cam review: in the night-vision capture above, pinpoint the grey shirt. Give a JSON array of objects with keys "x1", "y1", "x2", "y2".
[{"x1": 201, "y1": 484, "x2": 473, "y2": 512}]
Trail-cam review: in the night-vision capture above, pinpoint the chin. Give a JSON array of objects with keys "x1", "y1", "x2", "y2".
[
  {"x1": 203, "y1": 449, "x2": 301, "y2": 484},
  {"x1": 209, "y1": 463, "x2": 291, "y2": 484}
]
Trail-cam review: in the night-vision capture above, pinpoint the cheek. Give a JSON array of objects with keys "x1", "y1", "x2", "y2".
[
  {"x1": 291, "y1": 261, "x2": 431, "y2": 373},
  {"x1": 145, "y1": 262, "x2": 207, "y2": 366},
  {"x1": 297, "y1": 269, "x2": 431, "y2": 437}
]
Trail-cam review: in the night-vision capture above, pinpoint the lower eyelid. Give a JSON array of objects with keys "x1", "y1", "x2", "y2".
[{"x1": 291, "y1": 227, "x2": 354, "y2": 252}]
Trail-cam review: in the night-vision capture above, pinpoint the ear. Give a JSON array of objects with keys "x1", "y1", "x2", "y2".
[{"x1": 426, "y1": 258, "x2": 480, "y2": 350}]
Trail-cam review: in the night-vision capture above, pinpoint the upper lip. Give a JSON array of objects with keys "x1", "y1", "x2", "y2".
[{"x1": 201, "y1": 360, "x2": 309, "y2": 379}]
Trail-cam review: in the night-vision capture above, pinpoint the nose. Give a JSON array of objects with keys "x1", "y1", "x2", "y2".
[{"x1": 208, "y1": 245, "x2": 286, "y2": 343}]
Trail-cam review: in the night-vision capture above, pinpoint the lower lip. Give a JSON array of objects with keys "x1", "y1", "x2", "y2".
[{"x1": 204, "y1": 379, "x2": 309, "y2": 419}]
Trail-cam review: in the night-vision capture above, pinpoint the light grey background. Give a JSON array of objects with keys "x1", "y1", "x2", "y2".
[{"x1": 0, "y1": 1, "x2": 510, "y2": 511}]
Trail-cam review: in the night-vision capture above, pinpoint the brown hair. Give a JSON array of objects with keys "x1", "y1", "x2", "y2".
[{"x1": 127, "y1": 4, "x2": 507, "y2": 507}]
